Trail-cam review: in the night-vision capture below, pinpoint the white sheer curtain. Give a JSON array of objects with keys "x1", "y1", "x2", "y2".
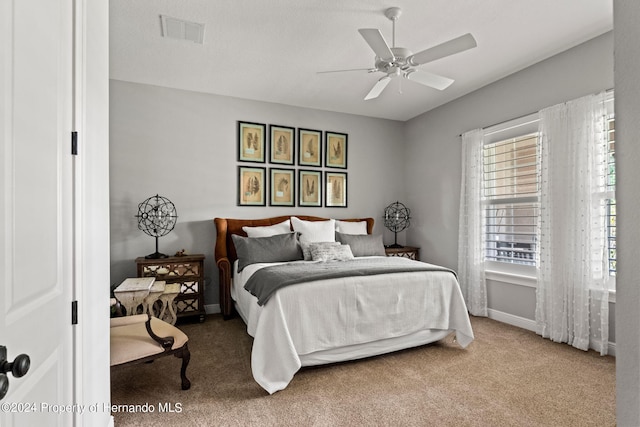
[
  {"x1": 536, "y1": 92, "x2": 610, "y2": 355},
  {"x1": 458, "y1": 129, "x2": 487, "y2": 317}
]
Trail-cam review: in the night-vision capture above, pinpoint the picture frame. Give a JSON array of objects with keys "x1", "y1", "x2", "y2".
[
  {"x1": 298, "y1": 128, "x2": 322, "y2": 167},
  {"x1": 238, "y1": 121, "x2": 266, "y2": 163},
  {"x1": 269, "y1": 125, "x2": 295, "y2": 165},
  {"x1": 238, "y1": 166, "x2": 266, "y2": 206},
  {"x1": 298, "y1": 169, "x2": 322, "y2": 207},
  {"x1": 325, "y1": 171, "x2": 347, "y2": 208},
  {"x1": 269, "y1": 168, "x2": 295, "y2": 206},
  {"x1": 325, "y1": 131, "x2": 348, "y2": 169}
]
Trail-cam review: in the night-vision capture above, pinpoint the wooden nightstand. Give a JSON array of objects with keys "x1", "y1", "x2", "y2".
[
  {"x1": 135, "y1": 254, "x2": 206, "y2": 323},
  {"x1": 384, "y1": 246, "x2": 420, "y2": 261}
]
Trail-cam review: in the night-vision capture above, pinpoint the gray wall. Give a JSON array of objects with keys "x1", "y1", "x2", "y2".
[
  {"x1": 109, "y1": 81, "x2": 406, "y2": 306},
  {"x1": 613, "y1": 0, "x2": 640, "y2": 423},
  {"x1": 110, "y1": 32, "x2": 615, "y2": 319},
  {"x1": 402, "y1": 31, "x2": 614, "y2": 330},
  {"x1": 404, "y1": 31, "x2": 613, "y2": 271}
]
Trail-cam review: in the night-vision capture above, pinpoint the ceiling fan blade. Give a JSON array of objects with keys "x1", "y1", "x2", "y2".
[
  {"x1": 358, "y1": 29, "x2": 394, "y2": 61},
  {"x1": 317, "y1": 68, "x2": 376, "y2": 74},
  {"x1": 364, "y1": 76, "x2": 391, "y2": 100},
  {"x1": 407, "y1": 33, "x2": 477, "y2": 66},
  {"x1": 404, "y1": 69, "x2": 454, "y2": 91}
]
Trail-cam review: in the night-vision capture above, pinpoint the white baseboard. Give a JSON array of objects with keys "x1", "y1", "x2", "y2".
[
  {"x1": 607, "y1": 341, "x2": 616, "y2": 356},
  {"x1": 487, "y1": 308, "x2": 616, "y2": 356},
  {"x1": 487, "y1": 308, "x2": 537, "y2": 332},
  {"x1": 205, "y1": 304, "x2": 220, "y2": 315}
]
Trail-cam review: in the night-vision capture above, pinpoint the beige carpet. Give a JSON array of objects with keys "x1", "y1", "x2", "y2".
[{"x1": 110, "y1": 315, "x2": 615, "y2": 426}]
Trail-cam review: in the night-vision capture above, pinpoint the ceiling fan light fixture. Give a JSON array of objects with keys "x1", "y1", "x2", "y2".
[
  {"x1": 390, "y1": 47, "x2": 412, "y2": 62},
  {"x1": 319, "y1": 6, "x2": 477, "y2": 100}
]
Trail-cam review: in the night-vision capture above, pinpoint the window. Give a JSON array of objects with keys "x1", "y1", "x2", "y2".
[
  {"x1": 481, "y1": 109, "x2": 616, "y2": 281},
  {"x1": 483, "y1": 133, "x2": 539, "y2": 266},
  {"x1": 607, "y1": 117, "x2": 616, "y2": 276}
]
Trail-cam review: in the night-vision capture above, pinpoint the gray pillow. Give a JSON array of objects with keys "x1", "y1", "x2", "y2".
[
  {"x1": 335, "y1": 232, "x2": 386, "y2": 257},
  {"x1": 310, "y1": 243, "x2": 354, "y2": 262},
  {"x1": 301, "y1": 241, "x2": 340, "y2": 261},
  {"x1": 232, "y1": 232, "x2": 303, "y2": 272}
]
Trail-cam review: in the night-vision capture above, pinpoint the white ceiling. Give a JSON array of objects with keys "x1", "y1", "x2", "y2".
[{"x1": 109, "y1": 0, "x2": 613, "y2": 122}]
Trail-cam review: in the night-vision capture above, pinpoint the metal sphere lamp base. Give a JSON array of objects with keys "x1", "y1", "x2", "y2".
[
  {"x1": 136, "y1": 194, "x2": 178, "y2": 260},
  {"x1": 383, "y1": 201, "x2": 411, "y2": 249},
  {"x1": 386, "y1": 230, "x2": 403, "y2": 248},
  {"x1": 145, "y1": 236, "x2": 169, "y2": 259}
]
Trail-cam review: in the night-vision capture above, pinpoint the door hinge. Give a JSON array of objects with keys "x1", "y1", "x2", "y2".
[
  {"x1": 71, "y1": 301, "x2": 78, "y2": 325},
  {"x1": 71, "y1": 131, "x2": 78, "y2": 155}
]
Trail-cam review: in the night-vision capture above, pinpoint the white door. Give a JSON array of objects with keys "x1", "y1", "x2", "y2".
[{"x1": 0, "y1": 0, "x2": 75, "y2": 425}]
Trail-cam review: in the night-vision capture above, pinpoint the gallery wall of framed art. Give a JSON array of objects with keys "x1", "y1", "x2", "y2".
[{"x1": 236, "y1": 120, "x2": 348, "y2": 207}]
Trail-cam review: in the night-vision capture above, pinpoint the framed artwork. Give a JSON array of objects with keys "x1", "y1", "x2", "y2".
[
  {"x1": 269, "y1": 168, "x2": 295, "y2": 206},
  {"x1": 325, "y1": 171, "x2": 347, "y2": 207},
  {"x1": 298, "y1": 128, "x2": 322, "y2": 167},
  {"x1": 238, "y1": 121, "x2": 266, "y2": 163},
  {"x1": 325, "y1": 131, "x2": 348, "y2": 169},
  {"x1": 298, "y1": 169, "x2": 322, "y2": 207},
  {"x1": 238, "y1": 166, "x2": 266, "y2": 206},
  {"x1": 269, "y1": 125, "x2": 295, "y2": 165}
]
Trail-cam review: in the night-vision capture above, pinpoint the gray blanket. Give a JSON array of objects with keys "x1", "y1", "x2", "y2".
[{"x1": 244, "y1": 257, "x2": 456, "y2": 306}]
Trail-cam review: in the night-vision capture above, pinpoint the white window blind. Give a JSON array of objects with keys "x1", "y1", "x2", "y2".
[
  {"x1": 483, "y1": 133, "x2": 539, "y2": 265},
  {"x1": 479, "y1": 98, "x2": 614, "y2": 277}
]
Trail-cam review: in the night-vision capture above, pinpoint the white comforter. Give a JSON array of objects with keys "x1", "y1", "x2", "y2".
[{"x1": 233, "y1": 257, "x2": 474, "y2": 394}]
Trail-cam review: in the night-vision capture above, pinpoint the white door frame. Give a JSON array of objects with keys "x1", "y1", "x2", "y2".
[{"x1": 0, "y1": 1, "x2": 110, "y2": 426}]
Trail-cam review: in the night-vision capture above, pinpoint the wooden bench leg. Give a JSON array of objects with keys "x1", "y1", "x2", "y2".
[{"x1": 175, "y1": 344, "x2": 191, "y2": 390}]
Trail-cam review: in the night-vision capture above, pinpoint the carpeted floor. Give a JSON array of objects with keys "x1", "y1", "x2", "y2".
[{"x1": 110, "y1": 315, "x2": 615, "y2": 426}]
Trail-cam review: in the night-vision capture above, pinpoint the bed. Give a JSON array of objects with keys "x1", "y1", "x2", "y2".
[{"x1": 214, "y1": 215, "x2": 474, "y2": 394}]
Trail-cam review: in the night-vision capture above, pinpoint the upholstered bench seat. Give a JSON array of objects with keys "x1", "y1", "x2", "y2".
[{"x1": 110, "y1": 313, "x2": 191, "y2": 390}]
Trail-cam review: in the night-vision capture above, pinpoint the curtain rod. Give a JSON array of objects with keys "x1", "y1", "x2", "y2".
[
  {"x1": 457, "y1": 88, "x2": 614, "y2": 138},
  {"x1": 457, "y1": 111, "x2": 537, "y2": 138}
]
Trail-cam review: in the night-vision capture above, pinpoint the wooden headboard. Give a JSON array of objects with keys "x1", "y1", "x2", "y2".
[{"x1": 213, "y1": 215, "x2": 374, "y2": 318}]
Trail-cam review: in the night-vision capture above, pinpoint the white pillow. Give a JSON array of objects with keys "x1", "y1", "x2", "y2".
[
  {"x1": 242, "y1": 219, "x2": 291, "y2": 237},
  {"x1": 335, "y1": 220, "x2": 367, "y2": 235},
  {"x1": 291, "y1": 217, "x2": 336, "y2": 243}
]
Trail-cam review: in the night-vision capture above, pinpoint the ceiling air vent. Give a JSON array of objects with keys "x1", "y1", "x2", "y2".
[{"x1": 160, "y1": 15, "x2": 205, "y2": 44}]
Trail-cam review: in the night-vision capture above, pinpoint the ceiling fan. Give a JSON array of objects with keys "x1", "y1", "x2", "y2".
[{"x1": 319, "y1": 7, "x2": 477, "y2": 100}]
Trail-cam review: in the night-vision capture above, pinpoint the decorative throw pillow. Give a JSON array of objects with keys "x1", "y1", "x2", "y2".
[
  {"x1": 291, "y1": 217, "x2": 336, "y2": 243},
  {"x1": 301, "y1": 241, "x2": 340, "y2": 261},
  {"x1": 231, "y1": 232, "x2": 302, "y2": 272},
  {"x1": 310, "y1": 243, "x2": 355, "y2": 262},
  {"x1": 335, "y1": 232, "x2": 386, "y2": 257},
  {"x1": 335, "y1": 220, "x2": 367, "y2": 235},
  {"x1": 242, "y1": 219, "x2": 291, "y2": 237}
]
